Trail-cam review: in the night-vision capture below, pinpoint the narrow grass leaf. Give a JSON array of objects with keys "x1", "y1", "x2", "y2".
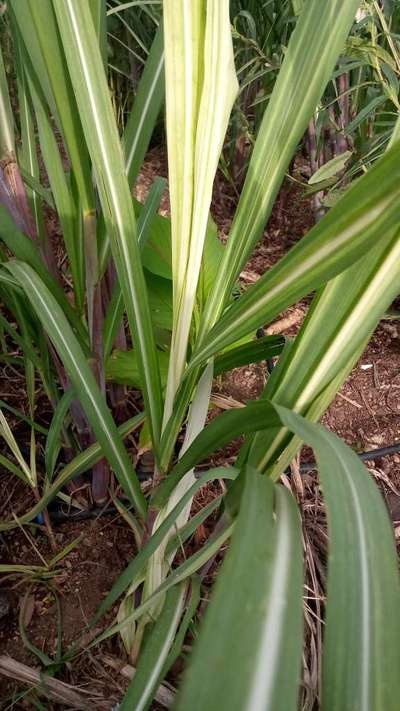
[
  {"x1": 53, "y1": 0, "x2": 163, "y2": 454},
  {"x1": 278, "y1": 407, "x2": 400, "y2": 711},
  {"x1": 163, "y1": 0, "x2": 238, "y2": 418},
  {"x1": 189, "y1": 145, "x2": 400, "y2": 368},
  {"x1": 199, "y1": 0, "x2": 361, "y2": 335},
  {"x1": 177, "y1": 467, "x2": 303, "y2": 711},
  {"x1": 6, "y1": 262, "x2": 146, "y2": 518},
  {"x1": 120, "y1": 583, "x2": 187, "y2": 711}
]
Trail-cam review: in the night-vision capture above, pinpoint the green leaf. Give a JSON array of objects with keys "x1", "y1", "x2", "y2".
[
  {"x1": 152, "y1": 401, "x2": 281, "y2": 509},
  {"x1": 248, "y1": 123, "x2": 400, "y2": 478},
  {"x1": 102, "y1": 178, "x2": 167, "y2": 360},
  {"x1": 199, "y1": 0, "x2": 361, "y2": 336},
  {"x1": 123, "y1": 24, "x2": 165, "y2": 187},
  {"x1": 345, "y1": 95, "x2": 387, "y2": 135},
  {"x1": 120, "y1": 582, "x2": 187, "y2": 711},
  {"x1": 176, "y1": 467, "x2": 303, "y2": 711},
  {"x1": 0, "y1": 42, "x2": 15, "y2": 158},
  {"x1": 91, "y1": 520, "x2": 235, "y2": 649},
  {"x1": 213, "y1": 334, "x2": 285, "y2": 376},
  {"x1": 308, "y1": 150, "x2": 352, "y2": 184},
  {"x1": 45, "y1": 389, "x2": 74, "y2": 481},
  {"x1": 14, "y1": 40, "x2": 47, "y2": 248},
  {"x1": 27, "y1": 68, "x2": 84, "y2": 311},
  {"x1": 53, "y1": 0, "x2": 163, "y2": 457},
  {"x1": 10, "y1": 0, "x2": 95, "y2": 212},
  {"x1": 278, "y1": 406, "x2": 400, "y2": 711},
  {"x1": 189, "y1": 144, "x2": 400, "y2": 369},
  {"x1": 6, "y1": 261, "x2": 146, "y2": 518},
  {"x1": 92, "y1": 467, "x2": 238, "y2": 625},
  {"x1": 0, "y1": 412, "x2": 145, "y2": 532},
  {"x1": 106, "y1": 348, "x2": 169, "y2": 390},
  {"x1": 162, "y1": 575, "x2": 201, "y2": 674},
  {"x1": 0, "y1": 205, "x2": 88, "y2": 347}
]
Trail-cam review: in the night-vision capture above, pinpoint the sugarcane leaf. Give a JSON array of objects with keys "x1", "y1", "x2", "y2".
[
  {"x1": 199, "y1": 0, "x2": 362, "y2": 336},
  {"x1": 14, "y1": 41, "x2": 47, "y2": 246},
  {"x1": 247, "y1": 121, "x2": 400, "y2": 478},
  {"x1": 163, "y1": 0, "x2": 238, "y2": 414},
  {"x1": 106, "y1": 348, "x2": 169, "y2": 390},
  {"x1": 0, "y1": 412, "x2": 146, "y2": 533},
  {"x1": 0, "y1": 42, "x2": 15, "y2": 157},
  {"x1": 53, "y1": 0, "x2": 163, "y2": 455},
  {"x1": 345, "y1": 95, "x2": 387, "y2": 135},
  {"x1": 45, "y1": 389, "x2": 75, "y2": 481},
  {"x1": 92, "y1": 466, "x2": 238, "y2": 625},
  {"x1": 91, "y1": 519, "x2": 235, "y2": 648},
  {"x1": 120, "y1": 582, "x2": 187, "y2": 711},
  {"x1": 152, "y1": 401, "x2": 281, "y2": 509},
  {"x1": 27, "y1": 68, "x2": 84, "y2": 311},
  {"x1": 278, "y1": 406, "x2": 400, "y2": 711},
  {"x1": 141, "y1": 211, "x2": 172, "y2": 279},
  {"x1": 213, "y1": 334, "x2": 285, "y2": 376},
  {"x1": 10, "y1": 0, "x2": 95, "y2": 211},
  {"x1": 0, "y1": 205, "x2": 88, "y2": 347},
  {"x1": 123, "y1": 23, "x2": 165, "y2": 187},
  {"x1": 103, "y1": 178, "x2": 167, "y2": 360},
  {"x1": 5, "y1": 261, "x2": 146, "y2": 518},
  {"x1": 176, "y1": 467, "x2": 303, "y2": 711},
  {"x1": 308, "y1": 150, "x2": 352, "y2": 184},
  {"x1": 189, "y1": 143, "x2": 400, "y2": 369}
]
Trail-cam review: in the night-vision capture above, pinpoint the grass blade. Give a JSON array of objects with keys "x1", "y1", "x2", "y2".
[
  {"x1": 6, "y1": 261, "x2": 146, "y2": 518},
  {"x1": 123, "y1": 24, "x2": 164, "y2": 186},
  {"x1": 176, "y1": 467, "x2": 303, "y2": 711},
  {"x1": 53, "y1": 0, "x2": 163, "y2": 455},
  {"x1": 0, "y1": 412, "x2": 146, "y2": 532},
  {"x1": 163, "y1": 0, "x2": 238, "y2": 418},
  {"x1": 199, "y1": 0, "x2": 361, "y2": 336},
  {"x1": 189, "y1": 144, "x2": 400, "y2": 368},
  {"x1": 45, "y1": 389, "x2": 74, "y2": 481},
  {"x1": 279, "y1": 406, "x2": 400, "y2": 711},
  {"x1": 120, "y1": 582, "x2": 187, "y2": 711}
]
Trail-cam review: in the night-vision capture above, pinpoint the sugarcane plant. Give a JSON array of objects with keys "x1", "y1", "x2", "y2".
[{"x1": 0, "y1": 1, "x2": 400, "y2": 709}]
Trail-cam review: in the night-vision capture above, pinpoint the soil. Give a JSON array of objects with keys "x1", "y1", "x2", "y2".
[{"x1": 1, "y1": 145, "x2": 400, "y2": 709}]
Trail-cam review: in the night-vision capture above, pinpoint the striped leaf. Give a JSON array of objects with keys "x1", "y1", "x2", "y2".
[
  {"x1": 249, "y1": 231, "x2": 400, "y2": 476},
  {"x1": 123, "y1": 24, "x2": 165, "y2": 187},
  {"x1": 248, "y1": 121, "x2": 400, "y2": 478},
  {"x1": 198, "y1": 0, "x2": 361, "y2": 337},
  {"x1": 278, "y1": 407, "x2": 400, "y2": 711},
  {"x1": 163, "y1": 0, "x2": 238, "y2": 421},
  {"x1": 0, "y1": 42, "x2": 15, "y2": 158},
  {"x1": 120, "y1": 582, "x2": 187, "y2": 711},
  {"x1": 189, "y1": 144, "x2": 400, "y2": 370},
  {"x1": 6, "y1": 261, "x2": 147, "y2": 518},
  {"x1": 53, "y1": 0, "x2": 163, "y2": 455},
  {"x1": 10, "y1": 0, "x2": 94, "y2": 212},
  {"x1": 177, "y1": 467, "x2": 303, "y2": 711}
]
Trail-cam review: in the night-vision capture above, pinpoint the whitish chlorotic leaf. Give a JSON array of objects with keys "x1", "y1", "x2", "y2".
[{"x1": 163, "y1": 0, "x2": 238, "y2": 419}]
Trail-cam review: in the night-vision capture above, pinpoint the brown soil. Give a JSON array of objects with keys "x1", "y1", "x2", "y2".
[{"x1": 1, "y1": 145, "x2": 400, "y2": 708}]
